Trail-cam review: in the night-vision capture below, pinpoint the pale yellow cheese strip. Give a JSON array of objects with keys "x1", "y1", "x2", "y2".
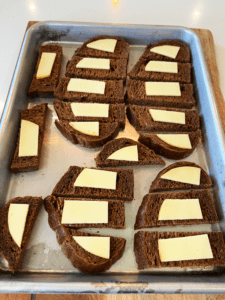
[
  {"x1": 156, "y1": 134, "x2": 192, "y2": 149},
  {"x1": 69, "y1": 121, "x2": 99, "y2": 136},
  {"x1": 150, "y1": 45, "x2": 180, "y2": 59},
  {"x1": 161, "y1": 166, "x2": 201, "y2": 185},
  {"x1": 36, "y1": 52, "x2": 56, "y2": 79},
  {"x1": 73, "y1": 236, "x2": 110, "y2": 259},
  {"x1": 149, "y1": 109, "x2": 185, "y2": 124},
  {"x1": 158, "y1": 234, "x2": 213, "y2": 262},
  {"x1": 71, "y1": 103, "x2": 109, "y2": 118},
  {"x1": 61, "y1": 200, "x2": 108, "y2": 224},
  {"x1": 67, "y1": 78, "x2": 106, "y2": 95},
  {"x1": 18, "y1": 120, "x2": 39, "y2": 157},
  {"x1": 8, "y1": 204, "x2": 29, "y2": 247},
  {"x1": 74, "y1": 168, "x2": 117, "y2": 190},
  {"x1": 76, "y1": 58, "x2": 110, "y2": 70},
  {"x1": 158, "y1": 199, "x2": 203, "y2": 220},
  {"x1": 87, "y1": 39, "x2": 117, "y2": 53},
  {"x1": 145, "y1": 82, "x2": 181, "y2": 96},
  {"x1": 107, "y1": 145, "x2": 138, "y2": 161},
  {"x1": 145, "y1": 61, "x2": 178, "y2": 73}
]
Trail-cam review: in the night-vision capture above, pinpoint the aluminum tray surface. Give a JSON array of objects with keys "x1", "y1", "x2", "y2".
[{"x1": 0, "y1": 22, "x2": 225, "y2": 293}]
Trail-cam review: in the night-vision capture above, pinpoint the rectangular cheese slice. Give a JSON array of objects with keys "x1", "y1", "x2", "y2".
[
  {"x1": 18, "y1": 120, "x2": 39, "y2": 157},
  {"x1": 67, "y1": 78, "x2": 106, "y2": 95},
  {"x1": 145, "y1": 61, "x2": 178, "y2": 73},
  {"x1": 61, "y1": 200, "x2": 108, "y2": 224},
  {"x1": 145, "y1": 82, "x2": 181, "y2": 96},
  {"x1": 149, "y1": 109, "x2": 185, "y2": 124},
  {"x1": 36, "y1": 52, "x2": 56, "y2": 79},
  {"x1": 71, "y1": 103, "x2": 109, "y2": 118},
  {"x1": 76, "y1": 58, "x2": 110, "y2": 70},
  {"x1": 150, "y1": 45, "x2": 180, "y2": 59}
]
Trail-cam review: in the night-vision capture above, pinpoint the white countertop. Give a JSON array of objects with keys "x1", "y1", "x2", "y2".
[{"x1": 1, "y1": 0, "x2": 225, "y2": 117}]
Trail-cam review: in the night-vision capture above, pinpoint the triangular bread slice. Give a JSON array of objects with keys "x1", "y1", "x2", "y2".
[
  {"x1": 0, "y1": 196, "x2": 43, "y2": 273},
  {"x1": 95, "y1": 137, "x2": 165, "y2": 167}
]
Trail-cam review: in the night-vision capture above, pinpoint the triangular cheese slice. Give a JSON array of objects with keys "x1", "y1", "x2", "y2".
[
  {"x1": 107, "y1": 145, "x2": 138, "y2": 161},
  {"x1": 76, "y1": 58, "x2": 110, "y2": 70},
  {"x1": 161, "y1": 166, "x2": 201, "y2": 185},
  {"x1": 150, "y1": 45, "x2": 180, "y2": 59},
  {"x1": 18, "y1": 120, "x2": 39, "y2": 157},
  {"x1": 87, "y1": 39, "x2": 117, "y2": 53},
  {"x1": 156, "y1": 134, "x2": 192, "y2": 149},
  {"x1": 69, "y1": 121, "x2": 99, "y2": 136}
]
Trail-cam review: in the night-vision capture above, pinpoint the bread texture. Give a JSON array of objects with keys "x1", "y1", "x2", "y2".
[
  {"x1": 134, "y1": 190, "x2": 218, "y2": 229},
  {"x1": 125, "y1": 80, "x2": 195, "y2": 108},
  {"x1": 0, "y1": 196, "x2": 43, "y2": 273},
  {"x1": 149, "y1": 161, "x2": 212, "y2": 193},
  {"x1": 127, "y1": 105, "x2": 200, "y2": 132},
  {"x1": 138, "y1": 130, "x2": 201, "y2": 160},
  {"x1": 95, "y1": 137, "x2": 165, "y2": 167},
  {"x1": 134, "y1": 231, "x2": 225, "y2": 269},
  {"x1": 52, "y1": 166, "x2": 134, "y2": 201},
  {"x1": 28, "y1": 45, "x2": 62, "y2": 98},
  {"x1": 10, "y1": 103, "x2": 48, "y2": 173},
  {"x1": 54, "y1": 77, "x2": 124, "y2": 103}
]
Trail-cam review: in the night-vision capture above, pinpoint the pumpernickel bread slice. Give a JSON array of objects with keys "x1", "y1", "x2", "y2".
[
  {"x1": 52, "y1": 166, "x2": 134, "y2": 201},
  {"x1": 149, "y1": 161, "x2": 212, "y2": 193},
  {"x1": 134, "y1": 190, "x2": 218, "y2": 229},
  {"x1": 44, "y1": 195, "x2": 125, "y2": 229},
  {"x1": 134, "y1": 231, "x2": 225, "y2": 269},
  {"x1": 0, "y1": 196, "x2": 43, "y2": 273},
  {"x1": 95, "y1": 137, "x2": 165, "y2": 167},
  {"x1": 126, "y1": 105, "x2": 200, "y2": 132},
  {"x1": 138, "y1": 131, "x2": 201, "y2": 160}
]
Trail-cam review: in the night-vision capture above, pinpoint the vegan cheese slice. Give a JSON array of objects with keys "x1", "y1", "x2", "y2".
[
  {"x1": 69, "y1": 121, "x2": 99, "y2": 136},
  {"x1": 156, "y1": 134, "x2": 192, "y2": 149},
  {"x1": 18, "y1": 120, "x2": 39, "y2": 157},
  {"x1": 67, "y1": 78, "x2": 106, "y2": 95},
  {"x1": 145, "y1": 82, "x2": 181, "y2": 96},
  {"x1": 76, "y1": 58, "x2": 110, "y2": 70},
  {"x1": 160, "y1": 166, "x2": 201, "y2": 185},
  {"x1": 150, "y1": 45, "x2": 180, "y2": 59},
  {"x1": 36, "y1": 52, "x2": 56, "y2": 79},
  {"x1": 87, "y1": 39, "x2": 117, "y2": 53},
  {"x1": 71, "y1": 103, "x2": 109, "y2": 118},
  {"x1": 145, "y1": 61, "x2": 178, "y2": 73},
  {"x1": 149, "y1": 109, "x2": 185, "y2": 124},
  {"x1": 107, "y1": 145, "x2": 138, "y2": 161}
]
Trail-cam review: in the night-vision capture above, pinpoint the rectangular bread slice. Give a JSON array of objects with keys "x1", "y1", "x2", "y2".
[
  {"x1": 10, "y1": 103, "x2": 48, "y2": 173},
  {"x1": 134, "y1": 190, "x2": 218, "y2": 229},
  {"x1": 128, "y1": 59, "x2": 191, "y2": 83},
  {"x1": 127, "y1": 105, "x2": 200, "y2": 132},
  {"x1": 126, "y1": 80, "x2": 195, "y2": 108},
  {"x1": 65, "y1": 57, "x2": 127, "y2": 82},
  {"x1": 28, "y1": 45, "x2": 62, "y2": 98},
  {"x1": 54, "y1": 77, "x2": 124, "y2": 103},
  {"x1": 44, "y1": 195, "x2": 125, "y2": 229},
  {"x1": 52, "y1": 166, "x2": 134, "y2": 201},
  {"x1": 53, "y1": 100, "x2": 126, "y2": 129},
  {"x1": 134, "y1": 231, "x2": 225, "y2": 269}
]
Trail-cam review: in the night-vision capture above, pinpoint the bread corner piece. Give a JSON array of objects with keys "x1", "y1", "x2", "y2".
[
  {"x1": 44, "y1": 195, "x2": 126, "y2": 273},
  {"x1": 0, "y1": 196, "x2": 43, "y2": 273}
]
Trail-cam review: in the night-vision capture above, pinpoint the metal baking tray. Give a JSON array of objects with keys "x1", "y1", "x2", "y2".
[{"x1": 0, "y1": 21, "x2": 225, "y2": 293}]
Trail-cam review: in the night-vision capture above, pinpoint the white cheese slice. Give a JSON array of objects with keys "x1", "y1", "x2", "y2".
[
  {"x1": 76, "y1": 58, "x2": 110, "y2": 70},
  {"x1": 145, "y1": 61, "x2": 178, "y2": 73},
  {"x1": 69, "y1": 121, "x2": 99, "y2": 136},
  {"x1": 67, "y1": 78, "x2": 106, "y2": 95},
  {"x1": 18, "y1": 120, "x2": 39, "y2": 157},
  {"x1": 71, "y1": 103, "x2": 109, "y2": 118},
  {"x1": 149, "y1": 109, "x2": 185, "y2": 124},
  {"x1": 158, "y1": 234, "x2": 213, "y2": 262},
  {"x1": 73, "y1": 236, "x2": 110, "y2": 259},
  {"x1": 145, "y1": 82, "x2": 181, "y2": 96},
  {"x1": 107, "y1": 145, "x2": 138, "y2": 161},
  {"x1": 8, "y1": 203, "x2": 29, "y2": 247},
  {"x1": 158, "y1": 199, "x2": 203, "y2": 220},
  {"x1": 87, "y1": 39, "x2": 117, "y2": 53},
  {"x1": 74, "y1": 168, "x2": 117, "y2": 190},
  {"x1": 161, "y1": 166, "x2": 201, "y2": 185},
  {"x1": 150, "y1": 45, "x2": 180, "y2": 59},
  {"x1": 156, "y1": 134, "x2": 192, "y2": 149},
  {"x1": 61, "y1": 200, "x2": 108, "y2": 224},
  {"x1": 36, "y1": 52, "x2": 56, "y2": 79}
]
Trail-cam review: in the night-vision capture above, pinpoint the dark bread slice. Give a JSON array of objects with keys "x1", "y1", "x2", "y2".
[
  {"x1": 134, "y1": 190, "x2": 218, "y2": 229},
  {"x1": 127, "y1": 105, "x2": 200, "y2": 132},
  {"x1": 10, "y1": 103, "x2": 48, "y2": 173},
  {"x1": 44, "y1": 195, "x2": 125, "y2": 229},
  {"x1": 95, "y1": 137, "x2": 165, "y2": 167},
  {"x1": 65, "y1": 57, "x2": 127, "y2": 82},
  {"x1": 54, "y1": 77, "x2": 124, "y2": 103},
  {"x1": 150, "y1": 161, "x2": 212, "y2": 193},
  {"x1": 74, "y1": 35, "x2": 129, "y2": 61},
  {"x1": 53, "y1": 100, "x2": 126, "y2": 129},
  {"x1": 52, "y1": 166, "x2": 134, "y2": 201},
  {"x1": 28, "y1": 45, "x2": 62, "y2": 98},
  {"x1": 134, "y1": 231, "x2": 225, "y2": 269},
  {"x1": 128, "y1": 59, "x2": 191, "y2": 83},
  {"x1": 141, "y1": 40, "x2": 190, "y2": 62},
  {"x1": 138, "y1": 130, "x2": 201, "y2": 160},
  {"x1": 125, "y1": 80, "x2": 195, "y2": 108},
  {"x1": 55, "y1": 120, "x2": 120, "y2": 148},
  {"x1": 0, "y1": 196, "x2": 43, "y2": 273}
]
